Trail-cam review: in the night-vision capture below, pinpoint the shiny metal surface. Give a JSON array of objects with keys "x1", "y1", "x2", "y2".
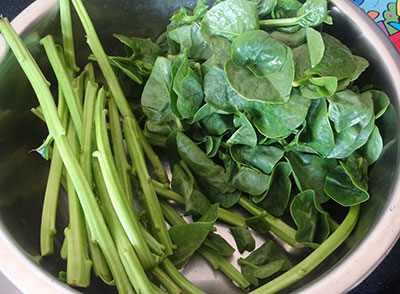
[{"x1": 0, "y1": 0, "x2": 399, "y2": 294}]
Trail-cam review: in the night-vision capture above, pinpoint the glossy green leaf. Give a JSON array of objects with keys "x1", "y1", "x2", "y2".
[
  {"x1": 324, "y1": 165, "x2": 369, "y2": 206},
  {"x1": 238, "y1": 240, "x2": 291, "y2": 286},
  {"x1": 252, "y1": 0, "x2": 278, "y2": 17},
  {"x1": 306, "y1": 34, "x2": 355, "y2": 81},
  {"x1": 202, "y1": 113, "x2": 234, "y2": 136},
  {"x1": 203, "y1": 66, "x2": 247, "y2": 114},
  {"x1": 297, "y1": 0, "x2": 328, "y2": 28},
  {"x1": 170, "y1": 4, "x2": 208, "y2": 27},
  {"x1": 231, "y1": 166, "x2": 270, "y2": 196},
  {"x1": 141, "y1": 57, "x2": 174, "y2": 124},
  {"x1": 254, "y1": 162, "x2": 292, "y2": 217},
  {"x1": 245, "y1": 212, "x2": 271, "y2": 233},
  {"x1": 225, "y1": 47, "x2": 294, "y2": 104},
  {"x1": 177, "y1": 131, "x2": 234, "y2": 193},
  {"x1": 198, "y1": 177, "x2": 242, "y2": 208},
  {"x1": 350, "y1": 55, "x2": 369, "y2": 81},
  {"x1": 203, "y1": 232, "x2": 235, "y2": 257},
  {"x1": 298, "y1": 98, "x2": 335, "y2": 157},
  {"x1": 369, "y1": 90, "x2": 390, "y2": 119},
  {"x1": 286, "y1": 151, "x2": 336, "y2": 203},
  {"x1": 290, "y1": 190, "x2": 330, "y2": 248},
  {"x1": 300, "y1": 76, "x2": 338, "y2": 99},
  {"x1": 248, "y1": 87, "x2": 311, "y2": 138},
  {"x1": 200, "y1": 0, "x2": 259, "y2": 42},
  {"x1": 227, "y1": 114, "x2": 258, "y2": 147},
  {"x1": 270, "y1": 28, "x2": 306, "y2": 48},
  {"x1": 358, "y1": 126, "x2": 383, "y2": 165},
  {"x1": 340, "y1": 154, "x2": 368, "y2": 192},
  {"x1": 328, "y1": 90, "x2": 373, "y2": 133},
  {"x1": 230, "y1": 145, "x2": 284, "y2": 174},
  {"x1": 173, "y1": 52, "x2": 204, "y2": 118},
  {"x1": 230, "y1": 226, "x2": 256, "y2": 253},
  {"x1": 231, "y1": 30, "x2": 287, "y2": 77},
  {"x1": 168, "y1": 24, "x2": 213, "y2": 60},
  {"x1": 306, "y1": 27, "x2": 324, "y2": 67},
  {"x1": 169, "y1": 204, "x2": 219, "y2": 267}
]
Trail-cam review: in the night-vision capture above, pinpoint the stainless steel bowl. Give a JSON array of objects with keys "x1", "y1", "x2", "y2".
[{"x1": 0, "y1": 0, "x2": 399, "y2": 293}]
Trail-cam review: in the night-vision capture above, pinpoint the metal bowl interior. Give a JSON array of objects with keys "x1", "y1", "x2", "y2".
[{"x1": 0, "y1": 0, "x2": 399, "y2": 294}]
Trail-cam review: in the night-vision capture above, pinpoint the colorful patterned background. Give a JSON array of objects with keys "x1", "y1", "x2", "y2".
[{"x1": 354, "y1": 0, "x2": 400, "y2": 51}]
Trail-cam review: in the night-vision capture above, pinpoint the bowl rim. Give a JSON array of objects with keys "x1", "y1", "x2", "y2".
[{"x1": 0, "y1": 0, "x2": 399, "y2": 294}]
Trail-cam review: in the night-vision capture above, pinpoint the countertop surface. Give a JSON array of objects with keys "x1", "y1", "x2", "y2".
[{"x1": 0, "y1": 1, "x2": 400, "y2": 294}]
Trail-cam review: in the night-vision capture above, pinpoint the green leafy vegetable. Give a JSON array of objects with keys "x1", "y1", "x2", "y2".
[{"x1": 230, "y1": 226, "x2": 256, "y2": 253}]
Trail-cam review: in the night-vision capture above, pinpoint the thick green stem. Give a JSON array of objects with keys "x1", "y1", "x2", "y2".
[
  {"x1": 40, "y1": 89, "x2": 68, "y2": 256},
  {"x1": 238, "y1": 197, "x2": 298, "y2": 247},
  {"x1": 94, "y1": 89, "x2": 157, "y2": 270},
  {"x1": 60, "y1": 0, "x2": 79, "y2": 73},
  {"x1": 198, "y1": 247, "x2": 250, "y2": 290},
  {"x1": 260, "y1": 16, "x2": 301, "y2": 27},
  {"x1": 153, "y1": 181, "x2": 247, "y2": 228},
  {"x1": 65, "y1": 121, "x2": 92, "y2": 287},
  {"x1": 151, "y1": 267, "x2": 183, "y2": 294},
  {"x1": 40, "y1": 35, "x2": 83, "y2": 144},
  {"x1": 123, "y1": 116, "x2": 174, "y2": 255},
  {"x1": 70, "y1": 0, "x2": 169, "y2": 185},
  {"x1": 249, "y1": 205, "x2": 360, "y2": 294},
  {"x1": 0, "y1": 17, "x2": 134, "y2": 294},
  {"x1": 161, "y1": 259, "x2": 205, "y2": 294},
  {"x1": 160, "y1": 201, "x2": 250, "y2": 290},
  {"x1": 108, "y1": 97, "x2": 135, "y2": 209},
  {"x1": 92, "y1": 158, "x2": 155, "y2": 294}
]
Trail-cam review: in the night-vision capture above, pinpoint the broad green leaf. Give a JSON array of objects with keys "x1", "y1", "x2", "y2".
[
  {"x1": 169, "y1": 204, "x2": 219, "y2": 267},
  {"x1": 340, "y1": 154, "x2": 368, "y2": 192},
  {"x1": 173, "y1": 51, "x2": 204, "y2": 118},
  {"x1": 248, "y1": 87, "x2": 311, "y2": 138},
  {"x1": 369, "y1": 90, "x2": 390, "y2": 119},
  {"x1": 203, "y1": 66, "x2": 247, "y2": 114},
  {"x1": 231, "y1": 166, "x2": 270, "y2": 196},
  {"x1": 141, "y1": 57, "x2": 174, "y2": 124},
  {"x1": 306, "y1": 27, "x2": 324, "y2": 67},
  {"x1": 328, "y1": 90, "x2": 374, "y2": 133},
  {"x1": 306, "y1": 34, "x2": 355, "y2": 81},
  {"x1": 327, "y1": 95, "x2": 375, "y2": 159},
  {"x1": 324, "y1": 165, "x2": 369, "y2": 206},
  {"x1": 168, "y1": 24, "x2": 213, "y2": 60},
  {"x1": 293, "y1": 43, "x2": 311, "y2": 80},
  {"x1": 298, "y1": 98, "x2": 335, "y2": 157},
  {"x1": 254, "y1": 162, "x2": 292, "y2": 217},
  {"x1": 230, "y1": 226, "x2": 256, "y2": 253},
  {"x1": 290, "y1": 190, "x2": 330, "y2": 248},
  {"x1": 238, "y1": 240, "x2": 291, "y2": 286},
  {"x1": 171, "y1": 163, "x2": 211, "y2": 217},
  {"x1": 252, "y1": 0, "x2": 278, "y2": 17},
  {"x1": 350, "y1": 55, "x2": 369, "y2": 81},
  {"x1": 359, "y1": 126, "x2": 383, "y2": 165},
  {"x1": 202, "y1": 113, "x2": 234, "y2": 136},
  {"x1": 227, "y1": 114, "x2": 258, "y2": 147},
  {"x1": 270, "y1": 28, "x2": 307, "y2": 48},
  {"x1": 230, "y1": 145, "x2": 284, "y2": 174},
  {"x1": 177, "y1": 131, "x2": 234, "y2": 193},
  {"x1": 200, "y1": 0, "x2": 259, "y2": 42},
  {"x1": 231, "y1": 30, "x2": 287, "y2": 77},
  {"x1": 300, "y1": 76, "x2": 338, "y2": 99},
  {"x1": 198, "y1": 177, "x2": 242, "y2": 208},
  {"x1": 203, "y1": 233, "x2": 235, "y2": 257},
  {"x1": 297, "y1": 0, "x2": 328, "y2": 28},
  {"x1": 170, "y1": 53, "x2": 187, "y2": 118},
  {"x1": 286, "y1": 151, "x2": 336, "y2": 203},
  {"x1": 245, "y1": 212, "x2": 271, "y2": 233}
]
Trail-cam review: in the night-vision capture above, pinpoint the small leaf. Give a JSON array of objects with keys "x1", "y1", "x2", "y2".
[
  {"x1": 203, "y1": 233, "x2": 235, "y2": 257},
  {"x1": 231, "y1": 166, "x2": 270, "y2": 196},
  {"x1": 230, "y1": 226, "x2": 256, "y2": 253},
  {"x1": 358, "y1": 126, "x2": 383, "y2": 165},
  {"x1": 227, "y1": 114, "x2": 258, "y2": 147},
  {"x1": 246, "y1": 212, "x2": 270, "y2": 233},
  {"x1": 306, "y1": 27, "x2": 324, "y2": 67}
]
